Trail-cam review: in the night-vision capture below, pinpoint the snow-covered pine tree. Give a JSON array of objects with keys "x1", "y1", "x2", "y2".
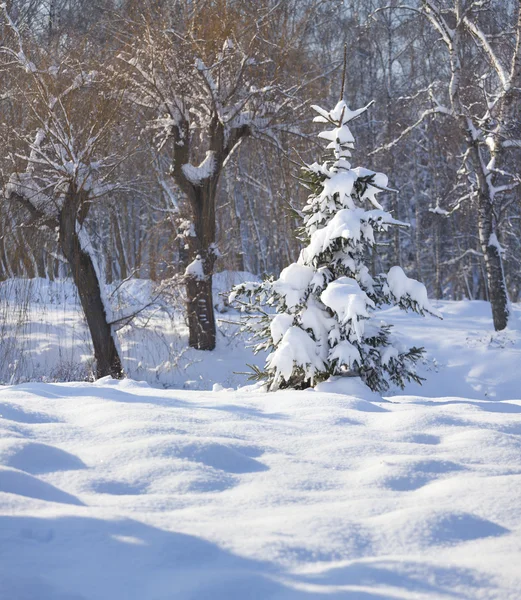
[{"x1": 230, "y1": 99, "x2": 441, "y2": 392}]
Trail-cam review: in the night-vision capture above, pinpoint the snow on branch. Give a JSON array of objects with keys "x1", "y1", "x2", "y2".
[
  {"x1": 423, "y1": 1, "x2": 454, "y2": 47},
  {"x1": 501, "y1": 139, "x2": 521, "y2": 149},
  {"x1": 0, "y1": 3, "x2": 37, "y2": 73},
  {"x1": 185, "y1": 255, "x2": 205, "y2": 280},
  {"x1": 387, "y1": 266, "x2": 442, "y2": 318},
  {"x1": 429, "y1": 205, "x2": 450, "y2": 216},
  {"x1": 181, "y1": 151, "x2": 216, "y2": 185},
  {"x1": 442, "y1": 248, "x2": 484, "y2": 266},
  {"x1": 370, "y1": 106, "x2": 452, "y2": 155},
  {"x1": 462, "y1": 16, "x2": 509, "y2": 89}
]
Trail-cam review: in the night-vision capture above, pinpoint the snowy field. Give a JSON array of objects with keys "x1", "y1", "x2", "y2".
[{"x1": 1, "y1": 280, "x2": 521, "y2": 598}]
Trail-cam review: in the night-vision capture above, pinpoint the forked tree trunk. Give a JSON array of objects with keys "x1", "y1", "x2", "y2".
[
  {"x1": 59, "y1": 188, "x2": 124, "y2": 378},
  {"x1": 170, "y1": 117, "x2": 250, "y2": 352}
]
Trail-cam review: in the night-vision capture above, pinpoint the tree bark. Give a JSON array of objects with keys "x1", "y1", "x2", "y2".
[
  {"x1": 186, "y1": 274, "x2": 216, "y2": 350},
  {"x1": 111, "y1": 208, "x2": 128, "y2": 281},
  {"x1": 184, "y1": 175, "x2": 219, "y2": 350},
  {"x1": 59, "y1": 188, "x2": 124, "y2": 378},
  {"x1": 476, "y1": 192, "x2": 510, "y2": 331},
  {"x1": 480, "y1": 2, "x2": 521, "y2": 330},
  {"x1": 434, "y1": 215, "x2": 443, "y2": 300},
  {"x1": 463, "y1": 133, "x2": 510, "y2": 330}
]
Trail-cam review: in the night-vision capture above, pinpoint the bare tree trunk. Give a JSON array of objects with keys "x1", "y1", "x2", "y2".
[
  {"x1": 463, "y1": 133, "x2": 509, "y2": 330},
  {"x1": 477, "y1": 192, "x2": 509, "y2": 330},
  {"x1": 434, "y1": 215, "x2": 443, "y2": 300},
  {"x1": 186, "y1": 275, "x2": 216, "y2": 350},
  {"x1": 185, "y1": 176, "x2": 219, "y2": 350},
  {"x1": 59, "y1": 188, "x2": 124, "y2": 378}
]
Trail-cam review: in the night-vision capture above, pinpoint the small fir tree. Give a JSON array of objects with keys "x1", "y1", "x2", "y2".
[{"x1": 230, "y1": 99, "x2": 441, "y2": 392}]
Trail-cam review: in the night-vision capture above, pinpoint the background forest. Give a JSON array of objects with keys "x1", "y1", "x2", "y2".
[{"x1": 1, "y1": 0, "x2": 521, "y2": 381}]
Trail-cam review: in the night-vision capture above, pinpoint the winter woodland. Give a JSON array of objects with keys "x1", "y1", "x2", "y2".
[
  {"x1": 1, "y1": 0, "x2": 521, "y2": 382},
  {"x1": 1, "y1": 2, "x2": 521, "y2": 599}
]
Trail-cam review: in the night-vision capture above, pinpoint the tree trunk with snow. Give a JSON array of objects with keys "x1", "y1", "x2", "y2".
[
  {"x1": 476, "y1": 192, "x2": 509, "y2": 331},
  {"x1": 118, "y1": 6, "x2": 311, "y2": 349},
  {"x1": 466, "y1": 134, "x2": 510, "y2": 331},
  {"x1": 185, "y1": 169, "x2": 219, "y2": 350},
  {"x1": 171, "y1": 115, "x2": 249, "y2": 350},
  {"x1": 59, "y1": 187, "x2": 124, "y2": 378},
  {"x1": 183, "y1": 176, "x2": 219, "y2": 350}
]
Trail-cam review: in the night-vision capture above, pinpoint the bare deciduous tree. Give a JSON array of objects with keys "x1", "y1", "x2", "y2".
[
  {"x1": 1, "y1": 5, "x2": 125, "y2": 377},
  {"x1": 118, "y1": 0, "x2": 322, "y2": 350},
  {"x1": 377, "y1": 0, "x2": 521, "y2": 330}
]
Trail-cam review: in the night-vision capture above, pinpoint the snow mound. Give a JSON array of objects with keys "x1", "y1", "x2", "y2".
[
  {"x1": 314, "y1": 375, "x2": 381, "y2": 401},
  {"x1": 1, "y1": 379, "x2": 521, "y2": 598}
]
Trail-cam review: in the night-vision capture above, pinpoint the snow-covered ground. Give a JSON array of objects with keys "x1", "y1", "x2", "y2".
[
  {"x1": 1, "y1": 279, "x2": 521, "y2": 598},
  {"x1": 1, "y1": 377, "x2": 521, "y2": 599}
]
